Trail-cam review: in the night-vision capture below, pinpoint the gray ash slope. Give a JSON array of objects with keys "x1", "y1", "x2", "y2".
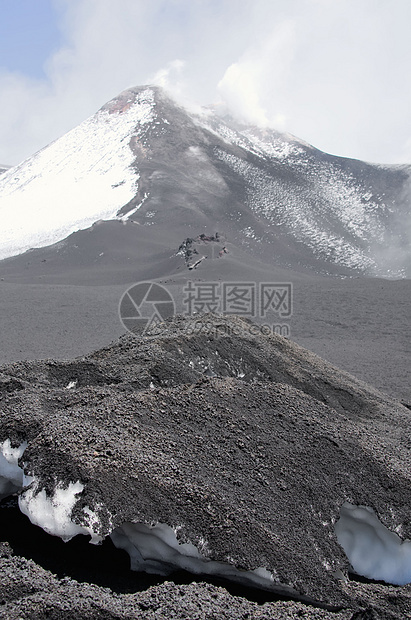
[
  {"x1": 1, "y1": 314, "x2": 410, "y2": 618},
  {"x1": 1, "y1": 85, "x2": 410, "y2": 282}
]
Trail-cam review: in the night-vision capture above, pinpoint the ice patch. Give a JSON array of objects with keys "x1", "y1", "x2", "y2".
[
  {"x1": 111, "y1": 521, "x2": 295, "y2": 593},
  {"x1": 0, "y1": 439, "x2": 27, "y2": 499},
  {"x1": 19, "y1": 478, "x2": 102, "y2": 543},
  {"x1": 335, "y1": 502, "x2": 411, "y2": 585}
]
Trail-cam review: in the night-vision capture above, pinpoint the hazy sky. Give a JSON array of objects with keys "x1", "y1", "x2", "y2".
[{"x1": 1, "y1": 0, "x2": 411, "y2": 166}]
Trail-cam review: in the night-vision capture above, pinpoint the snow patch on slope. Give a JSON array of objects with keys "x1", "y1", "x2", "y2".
[
  {"x1": 194, "y1": 110, "x2": 396, "y2": 274},
  {"x1": 0, "y1": 439, "x2": 27, "y2": 500},
  {"x1": 215, "y1": 148, "x2": 381, "y2": 272},
  {"x1": 111, "y1": 521, "x2": 295, "y2": 593},
  {"x1": 0, "y1": 88, "x2": 156, "y2": 260},
  {"x1": 336, "y1": 502, "x2": 411, "y2": 585},
  {"x1": 19, "y1": 477, "x2": 102, "y2": 543},
  {"x1": 194, "y1": 107, "x2": 311, "y2": 160}
]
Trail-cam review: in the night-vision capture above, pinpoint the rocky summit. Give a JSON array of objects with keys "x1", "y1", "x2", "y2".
[{"x1": 1, "y1": 314, "x2": 410, "y2": 619}]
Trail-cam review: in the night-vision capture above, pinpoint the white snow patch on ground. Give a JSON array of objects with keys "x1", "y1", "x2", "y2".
[
  {"x1": 111, "y1": 521, "x2": 296, "y2": 594},
  {"x1": 240, "y1": 128, "x2": 305, "y2": 161},
  {"x1": 194, "y1": 115, "x2": 304, "y2": 162},
  {"x1": 336, "y1": 502, "x2": 411, "y2": 585},
  {"x1": 241, "y1": 226, "x2": 259, "y2": 240},
  {"x1": 19, "y1": 477, "x2": 102, "y2": 543},
  {"x1": 0, "y1": 439, "x2": 27, "y2": 499},
  {"x1": 215, "y1": 148, "x2": 381, "y2": 272},
  {"x1": 0, "y1": 88, "x2": 156, "y2": 260},
  {"x1": 119, "y1": 192, "x2": 149, "y2": 221}
]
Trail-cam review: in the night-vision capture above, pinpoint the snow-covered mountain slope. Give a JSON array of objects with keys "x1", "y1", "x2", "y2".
[
  {"x1": 197, "y1": 114, "x2": 411, "y2": 276},
  {"x1": 0, "y1": 85, "x2": 410, "y2": 277},
  {"x1": 0, "y1": 89, "x2": 155, "y2": 260}
]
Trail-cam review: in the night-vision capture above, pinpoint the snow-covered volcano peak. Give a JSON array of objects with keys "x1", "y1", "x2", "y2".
[
  {"x1": 0, "y1": 85, "x2": 410, "y2": 277},
  {"x1": 99, "y1": 84, "x2": 158, "y2": 114},
  {"x1": 0, "y1": 86, "x2": 158, "y2": 260}
]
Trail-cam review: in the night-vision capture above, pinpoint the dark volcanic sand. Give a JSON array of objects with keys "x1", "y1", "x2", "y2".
[
  {"x1": 0, "y1": 253, "x2": 410, "y2": 619},
  {"x1": 0, "y1": 273, "x2": 409, "y2": 402}
]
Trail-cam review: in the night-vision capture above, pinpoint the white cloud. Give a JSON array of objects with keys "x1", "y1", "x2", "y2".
[
  {"x1": 0, "y1": 0, "x2": 411, "y2": 165},
  {"x1": 150, "y1": 59, "x2": 186, "y2": 98},
  {"x1": 218, "y1": 20, "x2": 296, "y2": 127},
  {"x1": 218, "y1": 63, "x2": 269, "y2": 127}
]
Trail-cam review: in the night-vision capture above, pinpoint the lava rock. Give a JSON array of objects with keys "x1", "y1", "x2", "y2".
[{"x1": 0, "y1": 314, "x2": 410, "y2": 617}]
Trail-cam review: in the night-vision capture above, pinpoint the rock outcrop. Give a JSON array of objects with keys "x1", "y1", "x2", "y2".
[{"x1": 0, "y1": 314, "x2": 410, "y2": 618}]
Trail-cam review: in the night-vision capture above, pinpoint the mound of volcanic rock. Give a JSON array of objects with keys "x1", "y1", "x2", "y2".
[{"x1": 0, "y1": 314, "x2": 410, "y2": 618}]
